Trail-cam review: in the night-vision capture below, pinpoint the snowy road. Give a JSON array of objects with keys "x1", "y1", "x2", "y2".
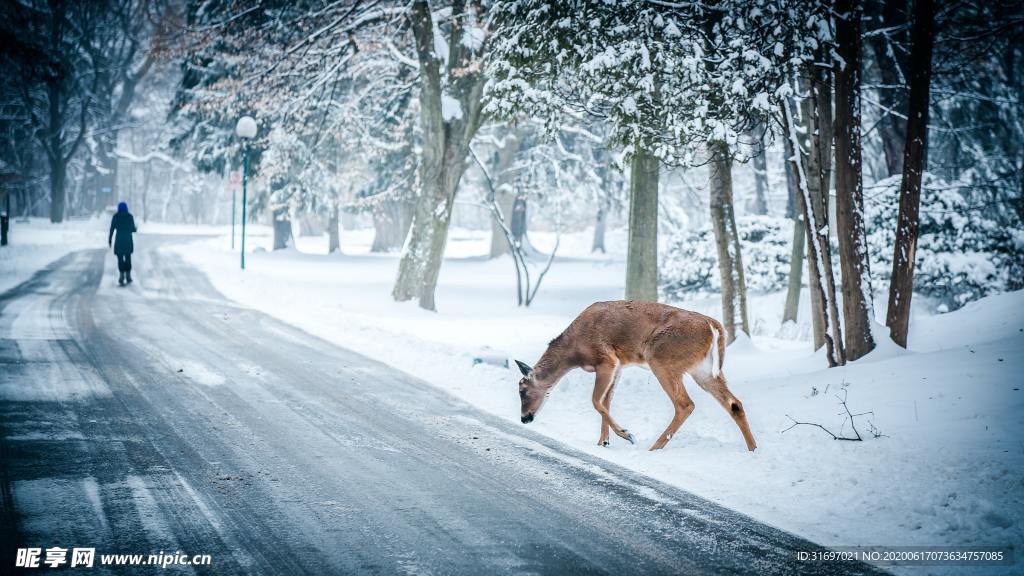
[{"x1": 0, "y1": 236, "x2": 883, "y2": 575}]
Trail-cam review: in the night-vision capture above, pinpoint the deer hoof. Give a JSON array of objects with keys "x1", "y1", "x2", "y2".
[
  {"x1": 600, "y1": 441, "x2": 609, "y2": 447},
  {"x1": 623, "y1": 430, "x2": 636, "y2": 445}
]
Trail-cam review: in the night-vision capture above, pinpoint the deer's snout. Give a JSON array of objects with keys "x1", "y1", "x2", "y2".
[{"x1": 521, "y1": 413, "x2": 534, "y2": 424}]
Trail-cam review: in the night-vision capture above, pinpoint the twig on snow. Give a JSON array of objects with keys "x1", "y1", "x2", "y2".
[{"x1": 782, "y1": 385, "x2": 885, "y2": 441}]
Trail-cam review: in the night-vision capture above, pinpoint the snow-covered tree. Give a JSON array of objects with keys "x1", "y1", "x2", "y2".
[
  {"x1": 662, "y1": 215, "x2": 792, "y2": 299},
  {"x1": 867, "y1": 173, "x2": 1023, "y2": 312},
  {"x1": 472, "y1": 119, "x2": 624, "y2": 258},
  {"x1": 83, "y1": 0, "x2": 173, "y2": 213},
  {"x1": 885, "y1": 0, "x2": 936, "y2": 347},
  {"x1": 487, "y1": 0, "x2": 782, "y2": 339},
  {"x1": 0, "y1": 0, "x2": 165, "y2": 222},
  {"x1": 172, "y1": 0, "x2": 495, "y2": 310},
  {"x1": 389, "y1": 0, "x2": 490, "y2": 310},
  {"x1": 255, "y1": 127, "x2": 337, "y2": 249},
  {"x1": 720, "y1": 0, "x2": 847, "y2": 364}
]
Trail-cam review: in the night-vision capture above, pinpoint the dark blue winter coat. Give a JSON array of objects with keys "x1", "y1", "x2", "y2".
[{"x1": 109, "y1": 209, "x2": 137, "y2": 255}]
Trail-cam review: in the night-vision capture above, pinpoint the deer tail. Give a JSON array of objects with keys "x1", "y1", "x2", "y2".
[{"x1": 708, "y1": 321, "x2": 724, "y2": 378}]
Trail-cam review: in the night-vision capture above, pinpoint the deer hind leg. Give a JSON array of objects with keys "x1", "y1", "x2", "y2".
[
  {"x1": 692, "y1": 370, "x2": 757, "y2": 451},
  {"x1": 597, "y1": 367, "x2": 622, "y2": 447},
  {"x1": 592, "y1": 363, "x2": 634, "y2": 445},
  {"x1": 648, "y1": 364, "x2": 695, "y2": 451}
]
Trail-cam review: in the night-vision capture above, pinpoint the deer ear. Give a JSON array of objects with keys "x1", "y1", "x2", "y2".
[{"x1": 515, "y1": 360, "x2": 533, "y2": 376}]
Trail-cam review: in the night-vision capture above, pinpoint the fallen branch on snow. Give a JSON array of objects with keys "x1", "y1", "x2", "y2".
[{"x1": 782, "y1": 386, "x2": 886, "y2": 441}]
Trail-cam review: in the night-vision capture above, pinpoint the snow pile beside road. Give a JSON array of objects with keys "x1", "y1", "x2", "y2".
[
  {"x1": 171, "y1": 228, "x2": 1023, "y2": 574},
  {"x1": 0, "y1": 217, "x2": 107, "y2": 295}
]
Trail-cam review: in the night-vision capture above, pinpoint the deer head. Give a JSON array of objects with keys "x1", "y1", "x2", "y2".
[{"x1": 515, "y1": 360, "x2": 547, "y2": 424}]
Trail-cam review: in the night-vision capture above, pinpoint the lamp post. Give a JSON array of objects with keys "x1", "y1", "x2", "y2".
[{"x1": 235, "y1": 115, "x2": 257, "y2": 270}]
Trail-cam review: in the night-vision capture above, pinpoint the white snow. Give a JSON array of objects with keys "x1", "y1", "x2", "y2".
[
  {"x1": 0, "y1": 218, "x2": 230, "y2": 291},
  {"x1": 441, "y1": 93, "x2": 463, "y2": 121},
  {"x1": 621, "y1": 95, "x2": 638, "y2": 115},
  {"x1": 168, "y1": 225, "x2": 1024, "y2": 575},
  {"x1": 0, "y1": 217, "x2": 106, "y2": 295},
  {"x1": 176, "y1": 360, "x2": 227, "y2": 387},
  {"x1": 459, "y1": 24, "x2": 486, "y2": 52}
]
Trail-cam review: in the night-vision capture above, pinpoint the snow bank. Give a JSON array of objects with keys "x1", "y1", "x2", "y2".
[
  {"x1": 0, "y1": 217, "x2": 107, "y2": 295},
  {"x1": 171, "y1": 227, "x2": 1022, "y2": 575}
]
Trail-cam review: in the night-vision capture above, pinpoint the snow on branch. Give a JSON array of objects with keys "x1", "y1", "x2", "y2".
[{"x1": 113, "y1": 148, "x2": 190, "y2": 172}]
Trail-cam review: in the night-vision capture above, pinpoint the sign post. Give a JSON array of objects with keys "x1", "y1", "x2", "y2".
[{"x1": 240, "y1": 150, "x2": 249, "y2": 270}]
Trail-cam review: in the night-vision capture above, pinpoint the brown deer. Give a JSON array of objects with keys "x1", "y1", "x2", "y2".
[{"x1": 515, "y1": 301, "x2": 757, "y2": 451}]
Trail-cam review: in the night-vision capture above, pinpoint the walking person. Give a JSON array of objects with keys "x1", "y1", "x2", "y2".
[{"x1": 109, "y1": 202, "x2": 137, "y2": 286}]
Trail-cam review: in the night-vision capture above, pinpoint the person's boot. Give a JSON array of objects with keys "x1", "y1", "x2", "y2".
[
  {"x1": 118, "y1": 271, "x2": 125, "y2": 286},
  {"x1": 126, "y1": 270, "x2": 132, "y2": 284}
]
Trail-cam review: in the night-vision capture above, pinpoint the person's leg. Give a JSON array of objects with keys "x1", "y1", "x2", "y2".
[
  {"x1": 125, "y1": 253, "x2": 132, "y2": 283},
  {"x1": 117, "y1": 254, "x2": 126, "y2": 284}
]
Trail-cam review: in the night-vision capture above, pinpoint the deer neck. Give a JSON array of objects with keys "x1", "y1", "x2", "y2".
[{"x1": 533, "y1": 345, "x2": 577, "y2": 388}]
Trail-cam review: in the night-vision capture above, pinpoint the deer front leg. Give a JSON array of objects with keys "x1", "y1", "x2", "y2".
[
  {"x1": 597, "y1": 368, "x2": 621, "y2": 446},
  {"x1": 592, "y1": 363, "x2": 634, "y2": 445},
  {"x1": 694, "y1": 372, "x2": 757, "y2": 452}
]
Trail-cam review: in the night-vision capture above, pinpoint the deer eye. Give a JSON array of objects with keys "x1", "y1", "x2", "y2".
[{"x1": 519, "y1": 388, "x2": 527, "y2": 399}]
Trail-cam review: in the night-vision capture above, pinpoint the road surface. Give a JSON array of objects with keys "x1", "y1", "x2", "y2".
[{"x1": 0, "y1": 235, "x2": 883, "y2": 575}]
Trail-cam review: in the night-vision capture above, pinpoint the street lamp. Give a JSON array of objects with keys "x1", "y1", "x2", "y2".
[{"x1": 235, "y1": 115, "x2": 257, "y2": 270}]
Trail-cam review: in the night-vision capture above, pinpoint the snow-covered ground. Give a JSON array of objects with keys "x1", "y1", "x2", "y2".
[
  {"x1": 6, "y1": 218, "x2": 1018, "y2": 574},
  {"x1": 0, "y1": 217, "x2": 219, "y2": 296},
  {"x1": 0, "y1": 217, "x2": 107, "y2": 294},
  {"x1": 160, "y1": 224, "x2": 1023, "y2": 575}
]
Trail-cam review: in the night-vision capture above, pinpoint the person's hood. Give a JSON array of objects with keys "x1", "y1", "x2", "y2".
[{"x1": 117, "y1": 202, "x2": 128, "y2": 213}]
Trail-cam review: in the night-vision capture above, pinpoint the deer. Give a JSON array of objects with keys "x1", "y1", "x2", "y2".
[{"x1": 514, "y1": 301, "x2": 757, "y2": 451}]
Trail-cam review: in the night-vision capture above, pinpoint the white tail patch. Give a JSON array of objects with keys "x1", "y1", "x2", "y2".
[{"x1": 708, "y1": 322, "x2": 721, "y2": 378}]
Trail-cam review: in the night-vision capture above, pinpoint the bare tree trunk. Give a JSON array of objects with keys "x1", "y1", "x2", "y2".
[
  {"x1": 784, "y1": 126, "x2": 797, "y2": 220},
  {"x1": 88, "y1": 127, "x2": 118, "y2": 214},
  {"x1": 799, "y1": 69, "x2": 837, "y2": 351},
  {"x1": 47, "y1": 76, "x2": 66, "y2": 223},
  {"x1": 782, "y1": 126, "x2": 805, "y2": 325},
  {"x1": 783, "y1": 218, "x2": 806, "y2": 324},
  {"x1": 708, "y1": 140, "x2": 750, "y2": 342},
  {"x1": 488, "y1": 130, "x2": 521, "y2": 258},
  {"x1": 887, "y1": 0, "x2": 935, "y2": 347},
  {"x1": 510, "y1": 192, "x2": 531, "y2": 249},
  {"x1": 142, "y1": 161, "x2": 151, "y2": 223},
  {"x1": 328, "y1": 202, "x2": 340, "y2": 253},
  {"x1": 392, "y1": 0, "x2": 486, "y2": 311},
  {"x1": 624, "y1": 147, "x2": 659, "y2": 301},
  {"x1": 402, "y1": 160, "x2": 467, "y2": 311},
  {"x1": 835, "y1": 0, "x2": 876, "y2": 361},
  {"x1": 272, "y1": 208, "x2": 292, "y2": 250},
  {"x1": 489, "y1": 191, "x2": 515, "y2": 256},
  {"x1": 782, "y1": 92, "x2": 844, "y2": 367},
  {"x1": 162, "y1": 170, "x2": 175, "y2": 222},
  {"x1": 371, "y1": 201, "x2": 411, "y2": 252},
  {"x1": 868, "y1": 0, "x2": 910, "y2": 177},
  {"x1": 70, "y1": 170, "x2": 86, "y2": 217},
  {"x1": 701, "y1": 1, "x2": 747, "y2": 339},
  {"x1": 48, "y1": 155, "x2": 66, "y2": 224},
  {"x1": 36, "y1": 2, "x2": 89, "y2": 223},
  {"x1": 371, "y1": 208, "x2": 389, "y2": 252},
  {"x1": 591, "y1": 202, "x2": 607, "y2": 253},
  {"x1": 814, "y1": 60, "x2": 846, "y2": 357},
  {"x1": 392, "y1": 0, "x2": 453, "y2": 305},
  {"x1": 1, "y1": 193, "x2": 8, "y2": 246},
  {"x1": 748, "y1": 124, "x2": 770, "y2": 215}
]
